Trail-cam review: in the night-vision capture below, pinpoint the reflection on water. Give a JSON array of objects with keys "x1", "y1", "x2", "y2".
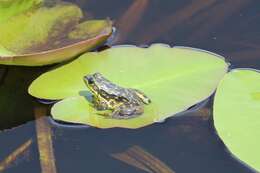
[{"x1": 0, "y1": 0, "x2": 259, "y2": 172}]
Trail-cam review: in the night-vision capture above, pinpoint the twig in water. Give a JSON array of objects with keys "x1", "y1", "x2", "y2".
[
  {"x1": 111, "y1": 145, "x2": 175, "y2": 173},
  {"x1": 0, "y1": 139, "x2": 32, "y2": 172},
  {"x1": 34, "y1": 106, "x2": 57, "y2": 173},
  {"x1": 112, "y1": 151, "x2": 154, "y2": 173}
]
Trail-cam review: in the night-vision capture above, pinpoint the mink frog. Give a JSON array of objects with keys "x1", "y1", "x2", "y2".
[{"x1": 84, "y1": 73, "x2": 151, "y2": 119}]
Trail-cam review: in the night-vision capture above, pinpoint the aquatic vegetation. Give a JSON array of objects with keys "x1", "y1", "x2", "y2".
[
  {"x1": 213, "y1": 69, "x2": 260, "y2": 172},
  {"x1": 111, "y1": 145, "x2": 175, "y2": 173},
  {"x1": 34, "y1": 106, "x2": 57, "y2": 173},
  {"x1": 1, "y1": 0, "x2": 260, "y2": 172},
  {"x1": 0, "y1": 139, "x2": 32, "y2": 171},
  {"x1": 0, "y1": 0, "x2": 112, "y2": 66},
  {"x1": 29, "y1": 44, "x2": 228, "y2": 128}
]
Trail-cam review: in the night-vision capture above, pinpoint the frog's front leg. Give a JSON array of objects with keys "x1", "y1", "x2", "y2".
[
  {"x1": 92, "y1": 95, "x2": 108, "y2": 110},
  {"x1": 95, "y1": 99, "x2": 119, "y2": 117},
  {"x1": 111, "y1": 104, "x2": 144, "y2": 119}
]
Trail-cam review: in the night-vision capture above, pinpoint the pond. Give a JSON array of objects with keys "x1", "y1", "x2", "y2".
[{"x1": 0, "y1": 0, "x2": 259, "y2": 172}]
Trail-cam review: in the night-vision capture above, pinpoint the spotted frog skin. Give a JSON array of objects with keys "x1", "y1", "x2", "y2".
[{"x1": 83, "y1": 73, "x2": 151, "y2": 119}]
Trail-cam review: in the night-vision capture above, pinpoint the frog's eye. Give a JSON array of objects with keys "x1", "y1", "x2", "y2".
[{"x1": 87, "y1": 78, "x2": 94, "y2": 85}]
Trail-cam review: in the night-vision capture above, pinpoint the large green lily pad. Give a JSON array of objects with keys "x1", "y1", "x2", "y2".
[
  {"x1": 0, "y1": 1, "x2": 112, "y2": 66},
  {"x1": 213, "y1": 69, "x2": 260, "y2": 172},
  {"x1": 29, "y1": 45, "x2": 228, "y2": 128}
]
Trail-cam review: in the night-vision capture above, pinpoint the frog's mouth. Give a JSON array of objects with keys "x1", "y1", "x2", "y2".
[{"x1": 83, "y1": 75, "x2": 100, "y2": 96}]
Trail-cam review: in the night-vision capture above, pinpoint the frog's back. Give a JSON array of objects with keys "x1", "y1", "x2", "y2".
[
  {"x1": 100, "y1": 82, "x2": 132, "y2": 100},
  {"x1": 95, "y1": 74, "x2": 125, "y2": 95},
  {"x1": 94, "y1": 73, "x2": 143, "y2": 104}
]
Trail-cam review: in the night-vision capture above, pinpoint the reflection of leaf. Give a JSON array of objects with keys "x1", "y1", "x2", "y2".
[
  {"x1": 213, "y1": 69, "x2": 260, "y2": 172},
  {"x1": 29, "y1": 45, "x2": 228, "y2": 128},
  {"x1": 111, "y1": 145, "x2": 175, "y2": 173},
  {"x1": 0, "y1": 1, "x2": 112, "y2": 66}
]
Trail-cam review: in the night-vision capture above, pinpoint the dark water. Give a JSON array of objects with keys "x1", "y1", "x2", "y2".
[{"x1": 0, "y1": 0, "x2": 259, "y2": 172}]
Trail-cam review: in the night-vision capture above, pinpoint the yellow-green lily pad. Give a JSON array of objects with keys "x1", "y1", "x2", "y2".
[
  {"x1": 29, "y1": 44, "x2": 228, "y2": 128},
  {"x1": 0, "y1": 1, "x2": 112, "y2": 66},
  {"x1": 213, "y1": 69, "x2": 260, "y2": 172},
  {"x1": 0, "y1": 0, "x2": 42, "y2": 23}
]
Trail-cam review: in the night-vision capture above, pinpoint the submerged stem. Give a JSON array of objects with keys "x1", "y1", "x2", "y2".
[{"x1": 34, "y1": 106, "x2": 57, "y2": 173}]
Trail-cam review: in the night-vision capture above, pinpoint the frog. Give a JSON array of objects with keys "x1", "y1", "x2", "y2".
[{"x1": 83, "y1": 72, "x2": 151, "y2": 119}]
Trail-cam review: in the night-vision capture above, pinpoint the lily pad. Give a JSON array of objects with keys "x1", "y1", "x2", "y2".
[
  {"x1": 0, "y1": 0, "x2": 42, "y2": 23},
  {"x1": 213, "y1": 69, "x2": 260, "y2": 172},
  {"x1": 29, "y1": 44, "x2": 228, "y2": 128},
  {"x1": 0, "y1": 1, "x2": 112, "y2": 66}
]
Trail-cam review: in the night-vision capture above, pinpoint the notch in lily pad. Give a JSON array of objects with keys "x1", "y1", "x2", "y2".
[
  {"x1": 29, "y1": 44, "x2": 228, "y2": 128},
  {"x1": 0, "y1": 0, "x2": 113, "y2": 66}
]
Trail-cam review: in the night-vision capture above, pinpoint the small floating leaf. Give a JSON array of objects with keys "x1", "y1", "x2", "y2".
[
  {"x1": 214, "y1": 69, "x2": 260, "y2": 172},
  {"x1": 0, "y1": 1, "x2": 112, "y2": 66},
  {"x1": 30, "y1": 45, "x2": 228, "y2": 128}
]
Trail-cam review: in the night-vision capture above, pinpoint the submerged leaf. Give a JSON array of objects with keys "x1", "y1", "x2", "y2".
[
  {"x1": 0, "y1": 2, "x2": 112, "y2": 66},
  {"x1": 29, "y1": 45, "x2": 228, "y2": 128},
  {"x1": 213, "y1": 69, "x2": 260, "y2": 172}
]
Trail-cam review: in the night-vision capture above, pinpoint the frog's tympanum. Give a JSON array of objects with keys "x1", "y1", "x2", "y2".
[{"x1": 83, "y1": 73, "x2": 151, "y2": 119}]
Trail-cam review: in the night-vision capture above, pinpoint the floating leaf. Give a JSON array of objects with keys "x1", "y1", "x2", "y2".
[
  {"x1": 213, "y1": 69, "x2": 260, "y2": 172},
  {"x1": 29, "y1": 45, "x2": 228, "y2": 128},
  {"x1": 0, "y1": 2, "x2": 112, "y2": 66}
]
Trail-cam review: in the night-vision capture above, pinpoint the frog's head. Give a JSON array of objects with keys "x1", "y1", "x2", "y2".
[
  {"x1": 84, "y1": 73, "x2": 99, "y2": 95},
  {"x1": 83, "y1": 72, "x2": 107, "y2": 95}
]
